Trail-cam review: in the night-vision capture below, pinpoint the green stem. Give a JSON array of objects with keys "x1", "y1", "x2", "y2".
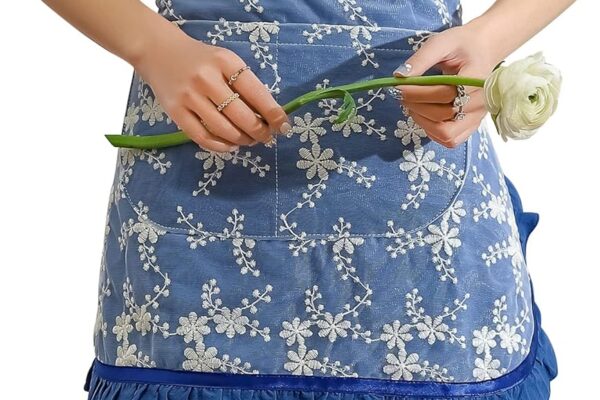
[{"x1": 105, "y1": 75, "x2": 485, "y2": 149}]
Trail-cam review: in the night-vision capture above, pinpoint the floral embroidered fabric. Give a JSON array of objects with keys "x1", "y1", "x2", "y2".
[{"x1": 91, "y1": 0, "x2": 546, "y2": 393}]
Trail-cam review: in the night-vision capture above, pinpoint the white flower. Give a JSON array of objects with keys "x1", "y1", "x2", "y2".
[
  {"x1": 473, "y1": 354, "x2": 502, "y2": 381},
  {"x1": 472, "y1": 326, "x2": 497, "y2": 355},
  {"x1": 484, "y1": 52, "x2": 561, "y2": 141},
  {"x1": 498, "y1": 325, "x2": 522, "y2": 354},
  {"x1": 424, "y1": 219, "x2": 461, "y2": 256},
  {"x1": 141, "y1": 96, "x2": 165, "y2": 126},
  {"x1": 394, "y1": 117, "x2": 427, "y2": 146},
  {"x1": 399, "y1": 148, "x2": 440, "y2": 182},
  {"x1": 380, "y1": 320, "x2": 413, "y2": 349},
  {"x1": 113, "y1": 312, "x2": 133, "y2": 342},
  {"x1": 416, "y1": 315, "x2": 449, "y2": 344},
  {"x1": 176, "y1": 312, "x2": 210, "y2": 343},
  {"x1": 331, "y1": 113, "x2": 365, "y2": 136},
  {"x1": 383, "y1": 349, "x2": 422, "y2": 381},
  {"x1": 116, "y1": 344, "x2": 138, "y2": 366},
  {"x1": 296, "y1": 143, "x2": 337, "y2": 180},
  {"x1": 213, "y1": 307, "x2": 249, "y2": 338},
  {"x1": 195, "y1": 151, "x2": 233, "y2": 170},
  {"x1": 292, "y1": 113, "x2": 326, "y2": 142},
  {"x1": 132, "y1": 305, "x2": 152, "y2": 335},
  {"x1": 332, "y1": 235, "x2": 364, "y2": 255},
  {"x1": 123, "y1": 104, "x2": 140, "y2": 133},
  {"x1": 183, "y1": 342, "x2": 222, "y2": 372},
  {"x1": 317, "y1": 312, "x2": 351, "y2": 342},
  {"x1": 280, "y1": 318, "x2": 313, "y2": 346},
  {"x1": 284, "y1": 345, "x2": 322, "y2": 375}
]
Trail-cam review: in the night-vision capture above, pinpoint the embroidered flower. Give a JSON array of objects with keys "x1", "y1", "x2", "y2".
[
  {"x1": 183, "y1": 342, "x2": 222, "y2": 372},
  {"x1": 296, "y1": 143, "x2": 337, "y2": 180},
  {"x1": 241, "y1": 21, "x2": 279, "y2": 42},
  {"x1": 123, "y1": 104, "x2": 140, "y2": 134},
  {"x1": 394, "y1": 117, "x2": 427, "y2": 146},
  {"x1": 380, "y1": 320, "x2": 413, "y2": 349},
  {"x1": 383, "y1": 349, "x2": 422, "y2": 381},
  {"x1": 291, "y1": 113, "x2": 327, "y2": 143},
  {"x1": 177, "y1": 312, "x2": 211, "y2": 343},
  {"x1": 399, "y1": 148, "x2": 440, "y2": 182},
  {"x1": 332, "y1": 235, "x2": 364, "y2": 255},
  {"x1": 416, "y1": 315, "x2": 450, "y2": 344},
  {"x1": 473, "y1": 354, "x2": 502, "y2": 381},
  {"x1": 141, "y1": 96, "x2": 165, "y2": 126},
  {"x1": 424, "y1": 219, "x2": 461, "y2": 256},
  {"x1": 445, "y1": 200, "x2": 466, "y2": 224},
  {"x1": 330, "y1": 112, "x2": 366, "y2": 136},
  {"x1": 498, "y1": 325, "x2": 522, "y2": 354},
  {"x1": 214, "y1": 307, "x2": 250, "y2": 338},
  {"x1": 284, "y1": 345, "x2": 322, "y2": 375},
  {"x1": 132, "y1": 305, "x2": 152, "y2": 335},
  {"x1": 132, "y1": 216, "x2": 162, "y2": 244},
  {"x1": 280, "y1": 318, "x2": 313, "y2": 346},
  {"x1": 112, "y1": 312, "x2": 133, "y2": 342},
  {"x1": 472, "y1": 326, "x2": 497, "y2": 355},
  {"x1": 116, "y1": 343, "x2": 137, "y2": 366},
  {"x1": 317, "y1": 312, "x2": 351, "y2": 342},
  {"x1": 195, "y1": 150, "x2": 234, "y2": 170}
]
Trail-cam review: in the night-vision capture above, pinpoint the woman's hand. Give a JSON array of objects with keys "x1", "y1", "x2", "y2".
[
  {"x1": 393, "y1": 25, "x2": 500, "y2": 149},
  {"x1": 133, "y1": 27, "x2": 290, "y2": 152}
]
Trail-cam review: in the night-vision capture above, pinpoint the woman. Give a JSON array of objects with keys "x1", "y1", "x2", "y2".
[{"x1": 42, "y1": 0, "x2": 573, "y2": 399}]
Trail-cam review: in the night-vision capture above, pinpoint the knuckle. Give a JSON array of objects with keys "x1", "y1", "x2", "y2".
[{"x1": 214, "y1": 47, "x2": 239, "y2": 65}]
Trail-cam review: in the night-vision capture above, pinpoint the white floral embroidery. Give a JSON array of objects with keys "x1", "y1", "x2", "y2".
[
  {"x1": 394, "y1": 116, "x2": 428, "y2": 146},
  {"x1": 303, "y1": 24, "x2": 381, "y2": 68},
  {"x1": 177, "y1": 207, "x2": 262, "y2": 276},
  {"x1": 208, "y1": 19, "x2": 281, "y2": 93},
  {"x1": 193, "y1": 149, "x2": 271, "y2": 196}
]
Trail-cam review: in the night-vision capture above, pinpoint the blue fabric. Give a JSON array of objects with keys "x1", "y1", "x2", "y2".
[{"x1": 88, "y1": 0, "x2": 558, "y2": 398}]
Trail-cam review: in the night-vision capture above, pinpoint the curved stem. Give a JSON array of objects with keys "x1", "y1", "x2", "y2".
[{"x1": 105, "y1": 75, "x2": 485, "y2": 149}]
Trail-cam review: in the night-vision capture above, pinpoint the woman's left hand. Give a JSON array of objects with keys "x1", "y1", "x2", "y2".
[{"x1": 393, "y1": 25, "x2": 499, "y2": 148}]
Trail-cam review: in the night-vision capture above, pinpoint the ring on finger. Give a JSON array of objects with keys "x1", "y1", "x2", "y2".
[
  {"x1": 228, "y1": 65, "x2": 251, "y2": 85},
  {"x1": 452, "y1": 85, "x2": 469, "y2": 121},
  {"x1": 216, "y1": 92, "x2": 240, "y2": 112}
]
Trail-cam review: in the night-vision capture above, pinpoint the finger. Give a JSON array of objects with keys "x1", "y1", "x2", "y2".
[
  {"x1": 199, "y1": 77, "x2": 274, "y2": 144},
  {"x1": 407, "y1": 108, "x2": 485, "y2": 147},
  {"x1": 172, "y1": 108, "x2": 241, "y2": 152},
  {"x1": 393, "y1": 35, "x2": 448, "y2": 77},
  {"x1": 223, "y1": 63, "x2": 290, "y2": 135},
  {"x1": 184, "y1": 90, "x2": 257, "y2": 146},
  {"x1": 395, "y1": 85, "x2": 479, "y2": 104},
  {"x1": 402, "y1": 91, "x2": 485, "y2": 122}
]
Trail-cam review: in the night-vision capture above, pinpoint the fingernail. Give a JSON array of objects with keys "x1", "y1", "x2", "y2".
[
  {"x1": 278, "y1": 121, "x2": 292, "y2": 135},
  {"x1": 393, "y1": 63, "x2": 412, "y2": 77}
]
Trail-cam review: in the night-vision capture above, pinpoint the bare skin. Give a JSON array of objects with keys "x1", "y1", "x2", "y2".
[
  {"x1": 41, "y1": 0, "x2": 575, "y2": 151},
  {"x1": 394, "y1": 0, "x2": 576, "y2": 148},
  {"x1": 41, "y1": 0, "x2": 291, "y2": 152}
]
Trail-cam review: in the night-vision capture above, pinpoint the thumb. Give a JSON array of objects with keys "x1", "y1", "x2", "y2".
[{"x1": 393, "y1": 37, "x2": 449, "y2": 77}]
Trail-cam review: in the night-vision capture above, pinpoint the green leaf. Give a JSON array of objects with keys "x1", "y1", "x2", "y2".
[{"x1": 333, "y1": 90, "x2": 357, "y2": 124}]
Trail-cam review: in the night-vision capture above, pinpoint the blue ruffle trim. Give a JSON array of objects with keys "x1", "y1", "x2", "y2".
[{"x1": 84, "y1": 176, "x2": 558, "y2": 399}]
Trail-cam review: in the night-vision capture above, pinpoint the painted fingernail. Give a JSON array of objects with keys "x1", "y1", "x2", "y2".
[
  {"x1": 393, "y1": 63, "x2": 412, "y2": 77},
  {"x1": 278, "y1": 121, "x2": 292, "y2": 135}
]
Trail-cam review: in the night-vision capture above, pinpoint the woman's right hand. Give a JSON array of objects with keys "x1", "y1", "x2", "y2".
[{"x1": 132, "y1": 27, "x2": 291, "y2": 152}]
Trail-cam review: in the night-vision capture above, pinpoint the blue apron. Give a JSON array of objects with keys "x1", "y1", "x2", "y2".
[{"x1": 85, "y1": 1, "x2": 558, "y2": 398}]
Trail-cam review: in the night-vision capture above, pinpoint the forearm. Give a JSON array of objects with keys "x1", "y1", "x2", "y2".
[
  {"x1": 41, "y1": 0, "x2": 188, "y2": 66},
  {"x1": 467, "y1": 0, "x2": 576, "y2": 63}
]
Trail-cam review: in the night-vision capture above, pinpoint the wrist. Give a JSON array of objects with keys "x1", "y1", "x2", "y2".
[{"x1": 462, "y1": 15, "x2": 510, "y2": 68}]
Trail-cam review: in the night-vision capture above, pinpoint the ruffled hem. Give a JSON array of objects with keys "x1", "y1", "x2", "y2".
[
  {"x1": 84, "y1": 324, "x2": 557, "y2": 400},
  {"x1": 84, "y1": 176, "x2": 558, "y2": 400}
]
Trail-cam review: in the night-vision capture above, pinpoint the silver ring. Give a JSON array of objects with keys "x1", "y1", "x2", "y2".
[
  {"x1": 228, "y1": 65, "x2": 251, "y2": 85},
  {"x1": 387, "y1": 87, "x2": 403, "y2": 101},
  {"x1": 216, "y1": 92, "x2": 240, "y2": 112},
  {"x1": 452, "y1": 85, "x2": 470, "y2": 121}
]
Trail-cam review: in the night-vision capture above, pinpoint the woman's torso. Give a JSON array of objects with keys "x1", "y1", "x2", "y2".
[{"x1": 95, "y1": 0, "x2": 537, "y2": 392}]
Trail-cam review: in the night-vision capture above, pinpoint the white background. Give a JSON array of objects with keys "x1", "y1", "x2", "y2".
[{"x1": 1, "y1": 1, "x2": 597, "y2": 398}]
